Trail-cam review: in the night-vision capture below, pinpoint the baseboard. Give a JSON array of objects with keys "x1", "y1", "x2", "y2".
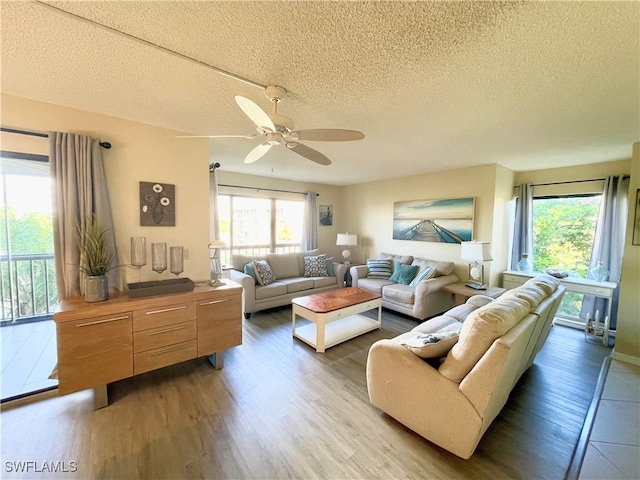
[
  {"x1": 0, "y1": 387, "x2": 58, "y2": 411},
  {"x1": 564, "y1": 356, "x2": 611, "y2": 480},
  {"x1": 610, "y1": 350, "x2": 640, "y2": 366}
]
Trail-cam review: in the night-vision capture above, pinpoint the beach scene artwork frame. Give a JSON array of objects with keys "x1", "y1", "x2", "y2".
[{"x1": 393, "y1": 197, "x2": 475, "y2": 243}]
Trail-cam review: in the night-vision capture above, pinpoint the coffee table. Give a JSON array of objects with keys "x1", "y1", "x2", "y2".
[{"x1": 291, "y1": 287, "x2": 382, "y2": 353}]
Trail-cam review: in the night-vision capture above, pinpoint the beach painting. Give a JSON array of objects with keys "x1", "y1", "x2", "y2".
[{"x1": 393, "y1": 197, "x2": 474, "y2": 243}]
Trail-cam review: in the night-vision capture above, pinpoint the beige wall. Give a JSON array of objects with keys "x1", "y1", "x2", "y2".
[
  {"x1": 342, "y1": 164, "x2": 505, "y2": 283},
  {"x1": 613, "y1": 143, "x2": 640, "y2": 363},
  {"x1": 1, "y1": 94, "x2": 212, "y2": 285}
]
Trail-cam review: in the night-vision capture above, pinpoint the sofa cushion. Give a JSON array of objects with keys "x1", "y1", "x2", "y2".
[
  {"x1": 382, "y1": 283, "x2": 415, "y2": 304},
  {"x1": 253, "y1": 260, "x2": 276, "y2": 286},
  {"x1": 439, "y1": 295, "x2": 531, "y2": 383},
  {"x1": 412, "y1": 314, "x2": 463, "y2": 335},
  {"x1": 266, "y1": 252, "x2": 301, "y2": 279},
  {"x1": 401, "y1": 331, "x2": 460, "y2": 359},
  {"x1": 358, "y1": 277, "x2": 394, "y2": 294},
  {"x1": 379, "y1": 252, "x2": 414, "y2": 265},
  {"x1": 255, "y1": 282, "x2": 287, "y2": 299},
  {"x1": 313, "y1": 276, "x2": 337, "y2": 288},
  {"x1": 409, "y1": 266, "x2": 437, "y2": 287},
  {"x1": 278, "y1": 277, "x2": 314, "y2": 293},
  {"x1": 367, "y1": 259, "x2": 393, "y2": 279},
  {"x1": 389, "y1": 262, "x2": 418, "y2": 285},
  {"x1": 244, "y1": 261, "x2": 258, "y2": 284},
  {"x1": 411, "y1": 257, "x2": 455, "y2": 277},
  {"x1": 304, "y1": 254, "x2": 328, "y2": 277},
  {"x1": 501, "y1": 284, "x2": 547, "y2": 312},
  {"x1": 232, "y1": 254, "x2": 265, "y2": 272}
]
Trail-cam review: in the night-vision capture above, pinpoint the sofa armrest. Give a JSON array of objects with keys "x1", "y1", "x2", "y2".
[
  {"x1": 366, "y1": 339, "x2": 481, "y2": 458},
  {"x1": 333, "y1": 262, "x2": 347, "y2": 288},
  {"x1": 350, "y1": 265, "x2": 369, "y2": 287},
  {"x1": 415, "y1": 274, "x2": 459, "y2": 295},
  {"x1": 229, "y1": 269, "x2": 256, "y2": 314}
]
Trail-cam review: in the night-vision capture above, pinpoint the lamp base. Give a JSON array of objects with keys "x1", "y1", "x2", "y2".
[{"x1": 208, "y1": 278, "x2": 225, "y2": 287}]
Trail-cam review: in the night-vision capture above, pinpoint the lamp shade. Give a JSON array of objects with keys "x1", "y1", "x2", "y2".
[
  {"x1": 208, "y1": 240, "x2": 226, "y2": 249},
  {"x1": 460, "y1": 241, "x2": 493, "y2": 262},
  {"x1": 336, "y1": 233, "x2": 358, "y2": 246}
]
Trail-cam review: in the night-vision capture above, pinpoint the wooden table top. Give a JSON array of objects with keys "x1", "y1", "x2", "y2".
[{"x1": 291, "y1": 287, "x2": 381, "y2": 314}]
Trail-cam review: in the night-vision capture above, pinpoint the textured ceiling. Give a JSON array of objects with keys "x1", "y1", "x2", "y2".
[{"x1": 1, "y1": 1, "x2": 638, "y2": 186}]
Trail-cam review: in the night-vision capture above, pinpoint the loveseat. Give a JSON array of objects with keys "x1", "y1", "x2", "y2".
[
  {"x1": 229, "y1": 250, "x2": 346, "y2": 318},
  {"x1": 350, "y1": 252, "x2": 459, "y2": 320},
  {"x1": 366, "y1": 274, "x2": 566, "y2": 459}
]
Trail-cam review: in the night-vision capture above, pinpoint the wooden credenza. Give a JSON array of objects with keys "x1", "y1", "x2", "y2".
[{"x1": 53, "y1": 281, "x2": 242, "y2": 407}]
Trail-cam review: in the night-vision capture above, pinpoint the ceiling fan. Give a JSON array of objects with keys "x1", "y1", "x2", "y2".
[{"x1": 182, "y1": 85, "x2": 364, "y2": 166}]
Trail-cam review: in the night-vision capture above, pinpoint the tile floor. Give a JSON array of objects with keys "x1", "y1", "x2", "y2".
[
  {"x1": 0, "y1": 319, "x2": 58, "y2": 400},
  {"x1": 579, "y1": 359, "x2": 640, "y2": 480}
]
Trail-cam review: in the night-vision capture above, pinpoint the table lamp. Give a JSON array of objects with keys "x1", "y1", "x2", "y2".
[
  {"x1": 208, "y1": 240, "x2": 226, "y2": 287},
  {"x1": 336, "y1": 233, "x2": 358, "y2": 266},
  {"x1": 460, "y1": 241, "x2": 493, "y2": 290}
]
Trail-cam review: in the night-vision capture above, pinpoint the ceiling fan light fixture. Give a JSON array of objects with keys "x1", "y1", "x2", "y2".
[
  {"x1": 266, "y1": 132, "x2": 282, "y2": 145},
  {"x1": 286, "y1": 142, "x2": 298, "y2": 149}
]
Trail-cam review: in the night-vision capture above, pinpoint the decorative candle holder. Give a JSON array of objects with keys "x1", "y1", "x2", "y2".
[
  {"x1": 170, "y1": 246, "x2": 184, "y2": 277},
  {"x1": 130, "y1": 237, "x2": 147, "y2": 268},
  {"x1": 151, "y1": 242, "x2": 167, "y2": 274}
]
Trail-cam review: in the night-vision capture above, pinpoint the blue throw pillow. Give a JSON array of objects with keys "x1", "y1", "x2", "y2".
[
  {"x1": 325, "y1": 257, "x2": 335, "y2": 276},
  {"x1": 244, "y1": 261, "x2": 257, "y2": 284},
  {"x1": 389, "y1": 262, "x2": 418, "y2": 285}
]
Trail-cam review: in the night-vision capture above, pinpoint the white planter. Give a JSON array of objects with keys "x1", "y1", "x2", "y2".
[{"x1": 85, "y1": 275, "x2": 108, "y2": 302}]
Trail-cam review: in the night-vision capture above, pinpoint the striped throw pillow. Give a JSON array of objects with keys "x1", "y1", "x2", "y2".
[
  {"x1": 410, "y1": 266, "x2": 436, "y2": 287},
  {"x1": 367, "y1": 259, "x2": 393, "y2": 279}
]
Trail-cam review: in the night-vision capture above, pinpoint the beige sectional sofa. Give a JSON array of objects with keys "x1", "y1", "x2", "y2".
[
  {"x1": 350, "y1": 252, "x2": 459, "y2": 320},
  {"x1": 366, "y1": 274, "x2": 566, "y2": 459},
  {"x1": 229, "y1": 250, "x2": 346, "y2": 318}
]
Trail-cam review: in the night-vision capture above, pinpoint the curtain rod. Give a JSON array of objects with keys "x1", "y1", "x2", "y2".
[
  {"x1": 1, "y1": 127, "x2": 112, "y2": 149},
  {"x1": 218, "y1": 183, "x2": 319, "y2": 196},
  {"x1": 516, "y1": 175, "x2": 630, "y2": 188}
]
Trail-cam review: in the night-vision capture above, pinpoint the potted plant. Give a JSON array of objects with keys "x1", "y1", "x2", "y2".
[{"x1": 76, "y1": 215, "x2": 117, "y2": 302}]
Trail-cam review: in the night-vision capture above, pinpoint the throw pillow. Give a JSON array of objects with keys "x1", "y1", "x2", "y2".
[
  {"x1": 366, "y1": 259, "x2": 393, "y2": 279},
  {"x1": 325, "y1": 257, "x2": 335, "y2": 276},
  {"x1": 401, "y1": 331, "x2": 460, "y2": 358},
  {"x1": 389, "y1": 262, "x2": 418, "y2": 285},
  {"x1": 409, "y1": 266, "x2": 436, "y2": 287},
  {"x1": 253, "y1": 259, "x2": 276, "y2": 286},
  {"x1": 243, "y1": 261, "x2": 257, "y2": 284},
  {"x1": 304, "y1": 254, "x2": 328, "y2": 277}
]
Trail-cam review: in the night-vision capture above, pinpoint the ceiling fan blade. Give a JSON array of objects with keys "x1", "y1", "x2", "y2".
[
  {"x1": 289, "y1": 129, "x2": 365, "y2": 142},
  {"x1": 286, "y1": 142, "x2": 331, "y2": 166},
  {"x1": 176, "y1": 134, "x2": 259, "y2": 139},
  {"x1": 244, "y1": 142, "x2": 272, "y2": 164},
  {"x1": 235, "y1": 95, "x2": 276, "y2": 132}
]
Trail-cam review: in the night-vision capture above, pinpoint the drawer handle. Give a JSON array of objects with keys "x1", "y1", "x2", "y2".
[
  {"x1": 145, "y1": 305, "x2": 187, "y2": 315},
  {"x1": 146, "y1": 344, "x2": 189, "y2": 357},
  {"x1": 199, "y1": 299, "x2": 229, "y2": 306},
  {"x1": 76, "y1": 315, "x2": 130, "y2": 327},
  {"x1": 147, "y1": 325, "x2": 188, "y2": 336},
  {"x1": 75, "y1": 344, "x2": 129, "y2": 359}
]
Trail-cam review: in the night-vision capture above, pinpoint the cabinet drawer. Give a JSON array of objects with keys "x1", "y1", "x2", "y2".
[
  {"x1": 56, "y1": 312, "x2": 133, "y2": 395},
  {"x1": 134, "y1": 340, "x2": 197, "y2": 375},
  {"x1": 197, "y1": 295, "x2": 242, "y2": 356},
  {"x1": 133, "y1": 320, "x2": 196, "y2": 353},
  {"x1": 133, "y1": 302, "x2": 196, "y2": 332}
]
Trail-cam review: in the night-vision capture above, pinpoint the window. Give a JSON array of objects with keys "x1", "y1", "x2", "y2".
[
  {"x1": 217, "y1": 194, "x2": 304, "y2": 264},
  {"x1": 532, "y1": 194, "x2": 601, "y2": 319}
]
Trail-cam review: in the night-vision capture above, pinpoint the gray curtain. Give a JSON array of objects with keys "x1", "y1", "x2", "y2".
[
  {"x1": 49, "y1": 132, "x2": 119, "y2": 298},
  {"x1": 301, "y1": 191, "x2": 318, "y2": 251},
  {"x1": 510, "y1": 183, "x2": 534, "y2": 270},
  {"x1": 581, "y1": 175, "x2": 629, "y2": 329}
]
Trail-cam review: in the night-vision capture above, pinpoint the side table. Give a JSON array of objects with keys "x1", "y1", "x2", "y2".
[{"x1": 442, "y1": 282, "x2": 506, "y2": 306}]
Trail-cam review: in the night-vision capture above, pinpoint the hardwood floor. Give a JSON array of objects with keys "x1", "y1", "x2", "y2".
[{"x1": 0, "y1": 306, "x2": 610, "y2": 479}]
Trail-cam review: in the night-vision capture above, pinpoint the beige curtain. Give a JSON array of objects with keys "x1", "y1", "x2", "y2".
[
  {"x1": 301, "y1": 191, "x2": 318, "y2": 251},
  {"x1": 49, "y1": 132, "x2": 120, "y2": 298}
]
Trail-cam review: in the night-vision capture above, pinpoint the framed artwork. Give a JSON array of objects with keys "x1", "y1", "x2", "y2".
[
  {"x1": 140, "y1": 181, "x2": 175, "y2": 226},
  {"x1": 393, "y1": 197, "x2": 474, "y2": 243},
  {"x1": 319, "y1": 205, "x2": 333, "y2": 226},
  {"x1": 633, "y1": 189, "x2": 640, "y2": 246}
]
